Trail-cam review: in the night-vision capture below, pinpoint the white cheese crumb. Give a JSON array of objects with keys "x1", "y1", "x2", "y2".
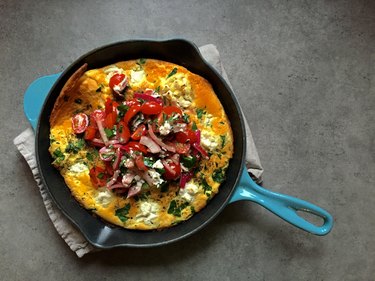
[
  {"x1": 69, "y1": 163, "x2": 88, "y2": 173},
  {"x1": 147, "y1": 169, "x2": 165, "y2": 187},
  {"x1": 179, "y1": 180, "x2": 199, "y2": 202},
  {"x1": 152, "y1": 159, "x2": 164, "y2": 169},
  {"x1": 95, "y1": 188, "x2": 113, "y2": 207},
  {"x1": 130, "y1": 70, "x2": 145, "y2": 85},
  {"x1": 201, "y1": 131, "x2": 219, "y2": 151},
  {"x1": 159, "y1": 122, "x2": 172, "y2": 135},
  {"x1": 135, "y1": 201, "x2": 159, "y2": 225}
]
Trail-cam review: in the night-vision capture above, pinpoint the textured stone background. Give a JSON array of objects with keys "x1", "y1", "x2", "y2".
[{"x1": 1, "y1": 0, "x2": 374, "y2": 280}]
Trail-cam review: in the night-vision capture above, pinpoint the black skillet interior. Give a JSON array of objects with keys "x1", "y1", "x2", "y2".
[{"x1": 36, "y1": 39, "x2": 246, "y2": 248}]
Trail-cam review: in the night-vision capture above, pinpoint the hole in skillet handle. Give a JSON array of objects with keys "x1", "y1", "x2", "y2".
[{"x1": 296, "y1": 209, "x2": 325, "y2": 227}]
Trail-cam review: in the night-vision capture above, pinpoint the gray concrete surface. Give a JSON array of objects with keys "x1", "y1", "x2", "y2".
[{"x1": 1, "y1": 0, "x2": 374, "y2": 280}]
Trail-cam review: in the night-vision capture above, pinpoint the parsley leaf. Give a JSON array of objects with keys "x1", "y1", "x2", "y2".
[
  {"x1": 196, "y1": 108, "x2": 206, "y2": 120},
  {"x1": 167, "y1": 67, "x2": 177, "y2": 78},
  {"x1": 104, "y1": 128, "x2": 115, "y2": 138},
  {"x1": 53, "y1": 148, "x2": 65, "y2": 160},
  {"x1": 86, "y1": 152, "x2": 94, "y2": 162},
  {"x1": 182, "y1": 113, "x2": 190, "y2": 123},
  {"x1": 144, "y1": 157, "x2": 155, "y2": 168},
  {"x1": 220, "y1": 135, "x2": 226, "y2": 148},
  {"x1": 65, "y1": 139, "x2": 85, "y2": 154},
  {"x1": 201, "y1": 178, "x2": 212, "y2": 195},
  {"x1": 212, "y1": 168, "x2": 226, "y2": 183},
  {"x1": 115, "y1": 203, "x2": 131, "y2": 222},
  {"x1": 168, "y1": 200, "x2": 189, "y2": 217},
  {"x1": 192, "y1": 121, "x2": 198, "y2": 131}
]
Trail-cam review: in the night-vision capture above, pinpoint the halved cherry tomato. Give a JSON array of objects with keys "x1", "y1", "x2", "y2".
[
  {"x1": 105, "y1": 98, "x2": 113, "y2": 115},
  {"x1": 175, "y1": 129, "x2": 197, "y2": 143},
  {"x1": 89, "y1": 166, "x2": 107, "y2": 188},
  {"x1": 109, "y1": 73, "x2": 127, "y2": 93},
  {"x1": 91, "y1": 109, "x2": 106, "y2": 122},
  {"x1": 140, "y1": 101, "x2": 163, "y2": 115},
  {"x1": 84, "y1": 126, "x2": 97, "y2": 140},
  {"x1": 125, "y1": 98, "x2": 139, "y2": 107},
  {"x1": 131, "y1": 124, "x2": 146, "y2": 140},
  {"x1": 123, "y1": 102, "x2": 141, "y2": 124},
  {"x1": 117, "y1": 121, "x2": 130, "y2": 143},
  {"x1": 123, "y1": 141, "x2": 148, "y2": 154},
  {"x1": 135, "y1": 155, "x2": 148, "y2": 171},
  {"x1": 163, "y1": 160, "x2": 181, "y2": 180},
  {"x1": 104, "y1": 111, "x2": 117, "y2": 129},
  {"x1": 72, "y1": 113, "x2": 89, "y2": 134},
  {"x1": 162, "y1": 106, "x2": 182, "y2": 116},
  {"x1": 105, "y1": 161, "x2": 114, "y2": 175},
  {"x1": 175, "y1": 142, "x2": 190, "y2": 154}
]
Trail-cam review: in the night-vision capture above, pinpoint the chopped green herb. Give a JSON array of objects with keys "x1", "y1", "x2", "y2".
[
  {"x1": 144, "y1": 157, "x2": 155, "y2": 168},
  {"x1": 192, "y1": 121, "x2": 198, "y2": 131},
  {"x1": 196, "y1": 108, "x2": 206, "y2": 120},
  {"x1": 155, "y1": 86, "x2": 160, "y2": 93},
  {"x1": 190, "y1": 206, "x2": 196, "y2": 214},
  {"x1": 167, "y1": 67, "x2": 178, "y2": 78},
  {"x1": 167, "y1": 200, "x2": 189, "y2": 217},
  {"x1": 53, "y1": 148, "x2": 65, "y2": 160},
  {"x1": 156, "y1": 168, "x2": 165, "y2": 174},
  {"x1": 181, "y1": 155, "x2": 197, "y2": 169},
  {"x1": 104, "y1": 128, "x2": 115, "y2": 138},
  {"x1": 97, "y1": 173, "x2": 104, "y2": 179},
  {"x1": 86, "y1": 152, "x2": 94, "y2": 162},
  {"x1": 65, "y1": 139, "x2": 85, "y2": 154},
  {"x1": 201, "y1": 178, "x2": 212, "y2": 195},
  {"x1": 117, "y1": 104, "x2": 129, "y2": 118},
  {"x1": 139, "y1": 58, "x2": 146, "y2": 64},
  {"x1": 96, "y1": 84, "x2": 103, "y2": 92},
  {"x1": 182, "y1": 113, "x2": 190, "y2": 123},
  {"x1": 115, "y1": 203, "x2": 131, "y2": 222},
  {"x1": 50, "y1": 138, "x2": 56, "y2": 144},
  {"x1": 212, "y1": 168, "x2": 226, "y2": 183},
  {"x1": 220, "y1": 135, "x2": 226, "y2": 148},
  {"x1": 74, "y1": 98, "x2": 82, "y2": 104}
]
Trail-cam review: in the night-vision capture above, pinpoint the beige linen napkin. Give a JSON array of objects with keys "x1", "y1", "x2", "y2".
[{"x1": 13, "y1": 44, "x2": 263, "y2": 258}]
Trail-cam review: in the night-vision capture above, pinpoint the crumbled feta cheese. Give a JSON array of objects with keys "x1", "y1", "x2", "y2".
[
  {"x1": 134, "y1": 175, "x2": 141, "y2": 181},
  {"x1": 179, "y1": 180, "x2": 199, "y2": 202},
  {"x1": 136, "y1": 179, "x2": 145, "y2": 188},
  {"x1": 147, "y1": 169, "x2": 165, "y2": 187},
  {"x1": 130, "y1": 70, "x2": 145, "y2": 85},
  {"x1": 135, "y1": 201, "x2": 159, "y2": 225},
  {"x1": 159, "y1": 122, "x2": 172, "y2": 135},
  {"x1": 104, "y1": 66, "x2": 124, "y2": 82},
  {"x1": 152, "y1": 159, "x2": 164, "y2": 169},
  {"x1": 201, "y1": 131, "x2": 219, "y2": 151},
  {"x1": 95, "y1": 188, "x2": 113, "y2": 207},
  {"x1": 69, "y1": 163, "x2": 88, "y2": 173}
]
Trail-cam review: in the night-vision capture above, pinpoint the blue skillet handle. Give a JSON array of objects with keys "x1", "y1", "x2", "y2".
[
  {"x1": 230, "y1": 167, "x2": 333, "y2": 235},
  {"x1": 24, "y1": 73, "x2": 62, "y2": 130}
]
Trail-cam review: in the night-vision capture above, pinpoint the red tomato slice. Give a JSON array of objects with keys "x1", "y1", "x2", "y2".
[
  {"x1": 175, "y1": 142, "x2": 190, "y2": 154},
  {"x1": 135, "y1": 155, "x2": 148, "y2": 171},
  {"x1": 104, "y1": 111, "x2": 117, "y2": 129},
  {"x1": 123, "y1": 141, "x2": 148, "y2": 154},
  {"x1": 109, "y1": 73, "x2": 126, "y2": 91},
  {"x1": 162, "y1": 106, "x2": 183, "y2": 116},
  {"x1": 72, "y1": 113, "x2": 89, "y2": 134},
  {"x1": 123, "y1": 103, "x2": 141, "y2": 124},
  {"x1": 175, "y1": 129, "x2": 197, "y2": 143},
  {"x1": 162, "y1": 159, "x2": 181, "y2": 180},
  {"x1": 140, "y1": 101, "x2": 163, "y2": 115},
  {"x1": 117, "y1": 121, "x2": 130, "y2": 143},
  {"x1": 84, "y1": 126, "x2": 97, "y2": 140},
  {"x1": 131, "y1": 124, "x2": 146, "y2": 140},
  {"x1": 89, "y1": 166, "x2": 107, "y2": 188},
  {"x1": 105, "y1": 98, "x2": 113, "y2": 115}
]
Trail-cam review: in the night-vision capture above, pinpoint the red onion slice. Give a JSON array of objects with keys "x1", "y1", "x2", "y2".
[
  {"x1": 106, "y1": 170, "x2": 121, "y2": 188},
  {"x1": 127, "y1": 184, "x2": 142, "y2": 198},
  {"x1": 99, "y1": 146, "x2": 115, "y2": 161},
  {"x1": 148, "y1": 124, "x2": 176, "y2": 153},
  {"x1": 139, "y1": 136, "x2": 161, "y2": 153}
]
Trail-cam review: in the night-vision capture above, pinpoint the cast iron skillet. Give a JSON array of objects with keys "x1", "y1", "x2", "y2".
[{"x1": 34, "y1": 39, "x2": 333, "y2": 248}]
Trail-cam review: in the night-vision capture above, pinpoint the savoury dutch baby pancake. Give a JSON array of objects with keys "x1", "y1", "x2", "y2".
[{"x1": 49, "y1": 59, "x2": 233, "y2": 230}]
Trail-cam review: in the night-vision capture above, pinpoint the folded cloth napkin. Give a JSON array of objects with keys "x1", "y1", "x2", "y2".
[{"x1": 13, "y1": 44, "x2": 263, "y2": 258}]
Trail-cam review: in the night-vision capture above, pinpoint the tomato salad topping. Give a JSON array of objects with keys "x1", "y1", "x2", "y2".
[{"x1": 71, "y1": 88, "x2": 209, "y2": 199}]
